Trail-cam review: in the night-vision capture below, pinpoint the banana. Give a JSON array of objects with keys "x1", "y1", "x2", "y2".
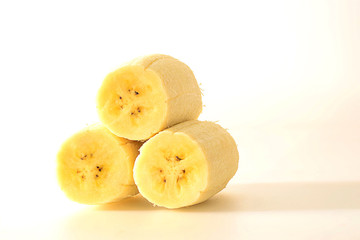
[
  {"x1": 57, "y1": 124, "x2": 141, "y2": 204},
  {"x1": 133, "y1": 120, "x2": 239, "y2": 209},
  {"x1": 96, "y1": 54, "x2": 202, "y2": 141}
]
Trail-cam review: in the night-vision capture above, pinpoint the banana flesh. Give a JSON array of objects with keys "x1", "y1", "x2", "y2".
[
  {"x1": 58, "y1": 54, "x2": 238, "y2": 208},
  {"x1": 57, "y1": 124, "x2": 141, "y2": 204},
  {"x1": 133, "y1": 120, "x2": 239, "y2": 209},
  {"x1": 96, "y1": 54, "x2": 202, "y2": 141}
]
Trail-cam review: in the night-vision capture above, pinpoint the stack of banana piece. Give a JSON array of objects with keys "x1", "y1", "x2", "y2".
[{"x1": 57, "y1": 54, "x2": 239, "y2": 209}]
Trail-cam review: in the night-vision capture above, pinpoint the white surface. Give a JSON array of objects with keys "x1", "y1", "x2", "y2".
[
  {"x1": 1, "y1": 182, "x2": 360, "y2": 240},
  {"x1": 1, "y1": 126, "x2": 360, "y2": 240},
  {"x1": 0, "y1": 0, "x2": 360, "y2": 239}
]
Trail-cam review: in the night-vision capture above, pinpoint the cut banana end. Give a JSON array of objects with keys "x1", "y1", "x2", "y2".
[
  {"x1": 96, "y1": 54, "x2": 202, "y2": 141},
  {"x1": 57, "y1": 124, "x2": 141, "y2": 205},
  {"x1": 133, "y1": 120, "x2": 239, "y2": 209}
]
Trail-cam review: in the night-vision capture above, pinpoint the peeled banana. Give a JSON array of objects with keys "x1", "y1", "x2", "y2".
[
  {"x1": 133, "y1": 120, "x2": 239, "y2": 209},
  {"x1": 57, "y1": 124, "x2": 141, "y2": 204},
  {"x1": 96, "y1": 54, "x2": 202, "y2": 141}
]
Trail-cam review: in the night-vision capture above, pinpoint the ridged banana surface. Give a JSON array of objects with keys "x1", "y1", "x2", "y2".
[
  {"x1": 57, "y1": 124, "x2": 141, "y2": 204},
  {"x1": 134, "y1": 120, "x2": 239, "y2": 209},
  {"x1": 97, "y1": 54, "x2": 202, "y2": 141}
]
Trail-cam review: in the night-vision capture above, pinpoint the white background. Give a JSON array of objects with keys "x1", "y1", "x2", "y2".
[{"x1": 0, "y1": 0, "x2": 359, "y2": 239}]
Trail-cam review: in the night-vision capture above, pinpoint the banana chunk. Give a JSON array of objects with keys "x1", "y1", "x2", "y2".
[
  {"x1": 96, "y1": 54, "x2": 202, "y2": 141},
  {"x1": 133, "y1": 120, "x2": 239, "y2": 209},
  {"x1": 57, "y1": 124, "x2": 141, "y2": 204}
]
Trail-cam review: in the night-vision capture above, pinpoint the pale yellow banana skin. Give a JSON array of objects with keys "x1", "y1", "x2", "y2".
[
  {"x1": 97, "y1": 54, "x2": 202, "y2": 141},
  {"x1": 57, "y1": 124, "x2": 141, "y2": 204},
  {"x1": 134, "y1": 120, "x2": 239, "y2": 209}
]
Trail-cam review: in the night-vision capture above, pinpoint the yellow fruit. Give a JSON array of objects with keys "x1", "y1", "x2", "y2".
[
  {"x1": 96, "y1": 54, "x2": 202, "y2": 141},
  {"x1": 57, "y1": 124, "x2": 141, "y2": 204},
  {"x1": 133, "y1": 120, "x2": 239, "y2": 209}
]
